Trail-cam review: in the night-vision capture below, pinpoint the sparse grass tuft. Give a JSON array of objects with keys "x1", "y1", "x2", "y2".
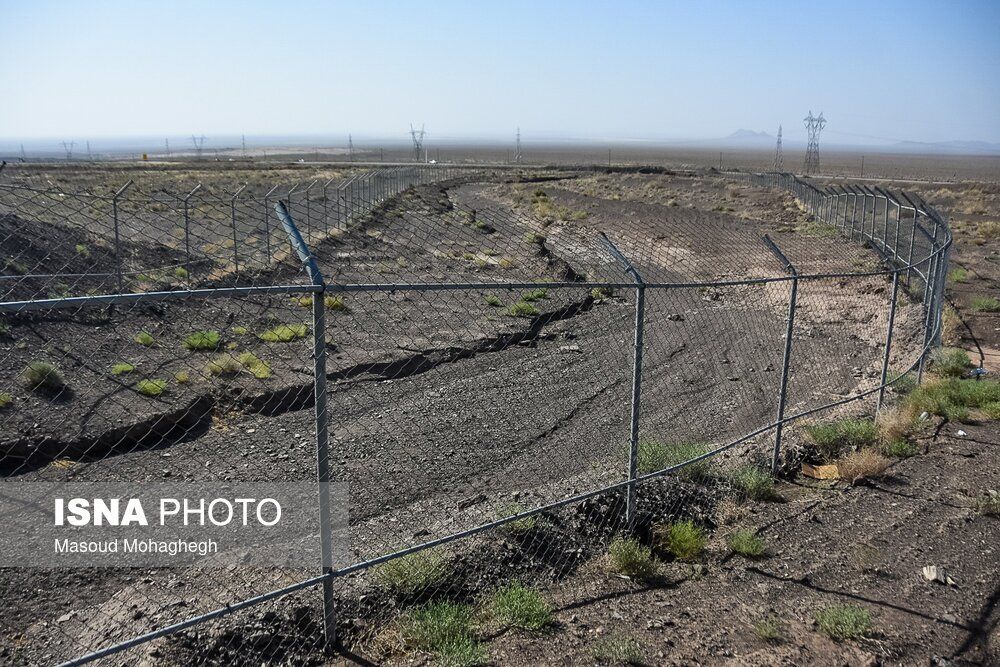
[
  {"x1": 203, "y1": 355, "x2": 243, "y2": 378},
  {"x1": 753, "y1": 616, "x2": 781, "y2": 642},
  {"x1": 930, "y1": 347, "x2": 972, "y2": 378},
  {"x1": 523, "y1": 232, "x2": 545, "y2": 245},
  {"x1": 591, "y1": 286, "x2": 613, "y2": 299},
  {"x1": 608, "y1": 537, "x2": 656, "y2": 579},
  {"x1": 971, "y1": 295, "x2": 1000, "y2": 312},
  {"x1": 498, "y1": 502, "x2": 538, "y2": 536},
  {"x1": 814, "y1": 604, "x2": 873, "y2": 641},
  {"x1": 976, "y1": 490, "x2": 1000, "y2": 517},
  {"x1": 0, "y1": 392, "x2": 12, "y2": 409},
  {"x1": 729, "y1": 529, "x2": 765, "y2": 558},
  {"x1": 836, "y1": 449, "x2": 891, "y2": 483},
  {"x1": 173, "y1": 267, "x2": 189, "y2": 279},
  {"x1": 888, "y1": 371, "x2": 918, "y2": 394},
  {"x1": 110, "y1": 362, "x2": 136, "y2": 376},
  {"x1": 484, "y1": 295, "x2": 503, "y2": 307},
  {"x1": 258, "y1": 323, "x2": 308, "y2": 343},
  {"x1": 655, "y1": 520, "x2": 706, "y2": 562},
  {"x1": 20, "y1": 361, "x2": 65, "y2": 392},
  {"x1": 324, "y1": 295, "x2": 348, "y2": 311},
  {"x1": 521, "y1": 288, "x2": 548, "y2": 302},
  {"x1": 133, "y1": 331, "x2": 155, "y2": 347},
  {"x1": 508, "y1": 301, "x2": 540, "y2": 318},
  {"x1": 232, "y1": 326, "x2": 249, "y2": 336},
  {"x1": 375, "y1": 550, "x2": 449, "y2": 596},
  {"x1": 174, "y1": 370, "x2": 191, "y2": 384},
  {"x1": 592, "y1": 633, "x2": 645, "y2": 665},
  {"x1": 636, "y1": 440, "x2": 713, "y2": 480},
  {"x1": 498, "y1": 257, "x2": 515, "y2": 270},
  {"x1": 238, "y1": 352, "x2": 272, "y2": 379},
  {"x1": 75, "y1": 243, "x2": 90, "y2": 258},
  {"x1": 880, "y1": 438, "x2": 917, "y2": 458},
  {"x1": 136, "y1": 379, "x2": 167, "y2": 397},
  {"x1": 804, "y1": 419, "x2": 880, "y2": 462},
  {"x1": 399, "y1": 602, "x2": 485, "y2": 667},
  {"x1": 948, "y1": 267, "x2": 969, "y2": 283},
  {"x1": 183, "y1": 330, "x2": 221, "y2": 351},
  {"x1": 490, "y1": 583, "x2": 551, "y2": 631},
  {"x1": 729, "y1": 466, "x2": 775, "y2": 500}
]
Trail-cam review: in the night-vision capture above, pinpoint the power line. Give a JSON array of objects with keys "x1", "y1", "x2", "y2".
[
  {"x1": 803, "y1": 111, "x2": 826, "y2": 174},
  {"x1": 773, "y1": 124, "x2": 783, "y2": 171},
  {"x1": 191, "y1": 135, "x2": 206, "y2": 160}
]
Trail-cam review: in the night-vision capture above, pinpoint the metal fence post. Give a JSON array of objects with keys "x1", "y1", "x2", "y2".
[
  {"x1": 182, "y1": 183, "x2": 201, "y2": 285},
  {"x1": 876, "y1": 271, "x2": 901, "y2": 413},
  {"x1": 263, "y1": 184, "x2": 281, "y2": 264},
  {"x1": 230, "y1": 183, "x2": 247, "y2": 274},
  {"x1": 111, "y1": 180, "x2": 133, "y2": 293},
  {"x1": 598, "y1": 233, "x2": 645, "y2": 530},
  {"x1": 274, "y1": 200, "x2": 336, "y2": 653},
  {"x1": 763, "y1": 235, "x2": 797, "y2": 474}
]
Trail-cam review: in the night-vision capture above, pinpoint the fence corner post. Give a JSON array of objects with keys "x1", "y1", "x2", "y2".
[
  {"x1": 877, "y1": 271, "x2": 901, "y2": 414},
  {"x1": 274, "y1": 200, "x2": 336, "y2": 654},
  {"x1": 763, "y1": 235, "x2": 798, "y2": 475}
]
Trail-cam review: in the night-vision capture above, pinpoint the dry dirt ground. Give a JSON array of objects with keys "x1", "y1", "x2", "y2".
[{"x1": 1, "y1": 166, "x2": 997, "y2": 666}]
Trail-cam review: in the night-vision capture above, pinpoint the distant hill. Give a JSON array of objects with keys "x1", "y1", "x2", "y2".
[{"x1": 726, "y1": 129, "x2": 773, "y2": 141}]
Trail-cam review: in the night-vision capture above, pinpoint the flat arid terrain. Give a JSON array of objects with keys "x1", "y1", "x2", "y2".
[{"x1": 0, "y1": 158, "x2": 998, "y2": 666}]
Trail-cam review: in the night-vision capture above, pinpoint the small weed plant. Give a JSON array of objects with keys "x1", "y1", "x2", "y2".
[
  {"x1": 136, "y1": 379, "x2": 167, "y2": 397},
  {"x1": 21, "y1": 361, "x2": 64, "y2": 392},
  {"x1": 729, "y1": 529, "x2": 765, "y2": 558},
  {"x1": 490, "y1": 583, "x2": 551, "y2": 631},
  {"x1": 608, "y1": 537, "x2": 656, "y2": 579},
  {"x1": 183, "y1": 330, "x2": 221, "y2": 351},
  {"x1": 655, "y1": 520, "x2": 706, "y2": 562},
  {"x1": 814, "y1": 604, "x2": 872, "y2": 641}
]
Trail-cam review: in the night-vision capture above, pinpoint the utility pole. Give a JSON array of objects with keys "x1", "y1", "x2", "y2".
[
  {"x1": 19, "y1": 144, "x2": 26, "y2": 162},
  {"x1": 86, "y1": 141, "x2": 93, "y2": 161},
  {"x1": 165, "y1": 138, "x2": 170, "y2": 157},
  {"x1": 409, "y1": 124, "x2": 425, "y2": 162},
  {"x1": 348, "y1": 134, "x2": 354, "y2": 162},
  {"x1": 773, "y1": 125, "x2": 783, "y2": 171},
  {"x1": 514, "y1": 127, "x2": 522, "y2": 164},
  {"x1": 61, "y1": 141, "x2": 75, "y2": 160},
  {"x1": 242, "y1": 134, "x2": 247, "y2": 158},
  {"x1": 860, "y1": 155, "x2": 865, "y2": 178},
  {"x1": 803, "y1": 111, "x2": 826, "y2": 174}
]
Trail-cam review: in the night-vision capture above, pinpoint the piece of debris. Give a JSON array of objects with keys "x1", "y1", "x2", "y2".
[
  {"x1": 956, "y1": 430, "x2": 967, "y2": 437},
  {"x1": 559, "y1": 345, "x2": 582, "y2": 353},
  {"x1": 922, "y1": 565, "x2": 958, "y2": 587},
  {"x1": 667, "y1": 313, "x2": 685, "y2": 322},
  {"x1": 801, "y1": 463, "x2": 839, "y2": 480}
]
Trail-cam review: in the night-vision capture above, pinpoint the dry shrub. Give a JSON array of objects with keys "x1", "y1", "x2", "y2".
[
  {"x1": 877, "y1": 406, "x2": 917, "y2": 443},
  {"x1": 942, "y1": 305, "x2": 961, "y2": 345},
  {"x1": 836, "y1": 450, "x2": 891, "y2": 484}
]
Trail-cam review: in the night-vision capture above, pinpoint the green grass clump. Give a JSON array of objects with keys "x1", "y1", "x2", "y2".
[
  {"x1": 174, "y1": 370, "x2": 191, "y2": 384},
  {"x1": 231, "y1": 326, "x2": 249, "y2": 336},
  {"x1": 399, "y1": 602, "x2": 485, "y2": 666},
  {"x1": 0, "y1": 392, "x2": 12, "y2": 409},
  {"x1": 484, "y1": 295, "x2": 503, "y2": 307},
  {"x1": 238, "y1": 352, "x2": 272, "y2": 379},
  {"x1": 804, "y1": 419, "x2": 880, "y2": 462},
  {"x1": 753, "y1": 616, "x2": 781, "y2": 642},
  {"x1": 498, "y1": 502, "x2": 538, "y2": 536},
  {"x1": 814, "y1": 604, "x2": 873, "y2": 641},
  {"x1": 592, "y1": 634, "x2": 644, "y2": 665},
  {"x1": 880, "y1": 438, "x2": 917, "y2": 457},
  {"x1": 971, "y1": 296, "x2": 1000, "y2": 312},
  {"x1": 591, "y1": 287, "x2": 613, "y2": 299},
  {"x1": 490, "y1": 582, "x2": 551, "y2": 631},
  {"x1": 374, "y1": 550, "x2": 449, "y2": 596},
  {"x1": 608, "y1": 537, "x2": 656, "y2": 579},
  {"x1": 948, "y1": 267, "x2": 969, "y2": 283},
  {"x1": 110, "y1": 362, "x2": 136, "y2": 376},
  {"x1": 173, "y1": 266, "x2": 189, "y2": 279},
  {"x1": 203, "y1": 355, "x2": 242, "y2": 378},
  {"x1": 888, "y1": 371, "x2": 918, "y2": 394},
  {"x1": 324, "y1": 295, "x2": 348, "y2": 311},
  {"x1": 905, "y1": 378, "x2": 1000, "y2": 422},
  {"x1": 258, "y1": 323, "x2": 308, "y2": 342},
  {"x1": 636, "y1": 439, "x2": 713, "y2": 480},
  {"x1": 930, "y1": 347, "x2": 972, "y2": 378},
  {"x1": 183, "y1": 330, "x2": 221, "y2": 351},
  {"x1": 656, "y1": 520, "x2": 706, "y2": 562},
  {"x1": 521, "y1": 288, "x2": 548, "y2": 302},
  {"x1": 983, "y1": 401, "x2": 1000, "y2": 420},
  {"x1": 729, "y1": 466, "x2": 775, "y2": 500},
  {"x1": 728, "y1": 529, "x2": 765, "y2": 558},
  {"x1": 977, "y1": 490, "x2": 1000, "y2": 516},
  {"x1": 508, "y1": 301, "x2": 540, "y2": 318},
  {"x1": 136, "y1": 379, "x2": 167, "y2": 397},
  {"x1": 75, "y1": 243, "x2": 90, "y2": 258},
  {"x1": 133, "y1": 331, "x2": 155, "y2": 347},
  {"x1": 20, "y1": 361, "x2": 65, "y2": 392}
]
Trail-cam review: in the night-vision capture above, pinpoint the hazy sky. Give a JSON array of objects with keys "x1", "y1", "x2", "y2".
[{"x1": 2, "y1": 0, "x2": 999, "y2": 145}]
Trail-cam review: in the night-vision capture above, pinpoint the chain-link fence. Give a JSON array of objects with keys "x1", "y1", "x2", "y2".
[{"x1": 0, "y1": 166, "x2": 949, "y2": 665}]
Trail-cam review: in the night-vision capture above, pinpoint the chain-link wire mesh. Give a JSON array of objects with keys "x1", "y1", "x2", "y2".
[{"x1": 0, "y1": 165, "x2": 950, "y2": 665}]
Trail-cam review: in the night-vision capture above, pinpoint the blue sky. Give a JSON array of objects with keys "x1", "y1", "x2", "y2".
[{"x1": 1, "y1": 0, "x2": 998, "y2": 145}]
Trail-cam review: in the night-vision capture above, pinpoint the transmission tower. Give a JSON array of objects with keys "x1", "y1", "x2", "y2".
[
  {"x1": 20, "y1": 144, "x2": 26, "y2": 162},
  {"x1": 409, "y1": 124, "x2": 425, "y2": 162},
  {"x1": 773, "y1": 125, "x2": 783, "y2": 171},
  {"x1": 803, "y1": 111, "x2": 826, "y2": 174},
  {"x1": 348, "y1": 134, "x2": 354, "y2": 161},
  {"x1": 86, "y1": 141, "x2": 93, "y2": 161},
  {"x1": 61, "y1": 141, "x2": 75, "y2": 160},
  {"x1": 241, "y1": 134, "x2": 247, "y2": 158},
  {"x1": 514, "y1": 127, "x2": 522, "y2": 164},
  {"x1": 191, "y1": 135, "x2": 206, "y2": 160},
  {"x1": 165, "y1": 138, "x2": 170, "y2": 157}
]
